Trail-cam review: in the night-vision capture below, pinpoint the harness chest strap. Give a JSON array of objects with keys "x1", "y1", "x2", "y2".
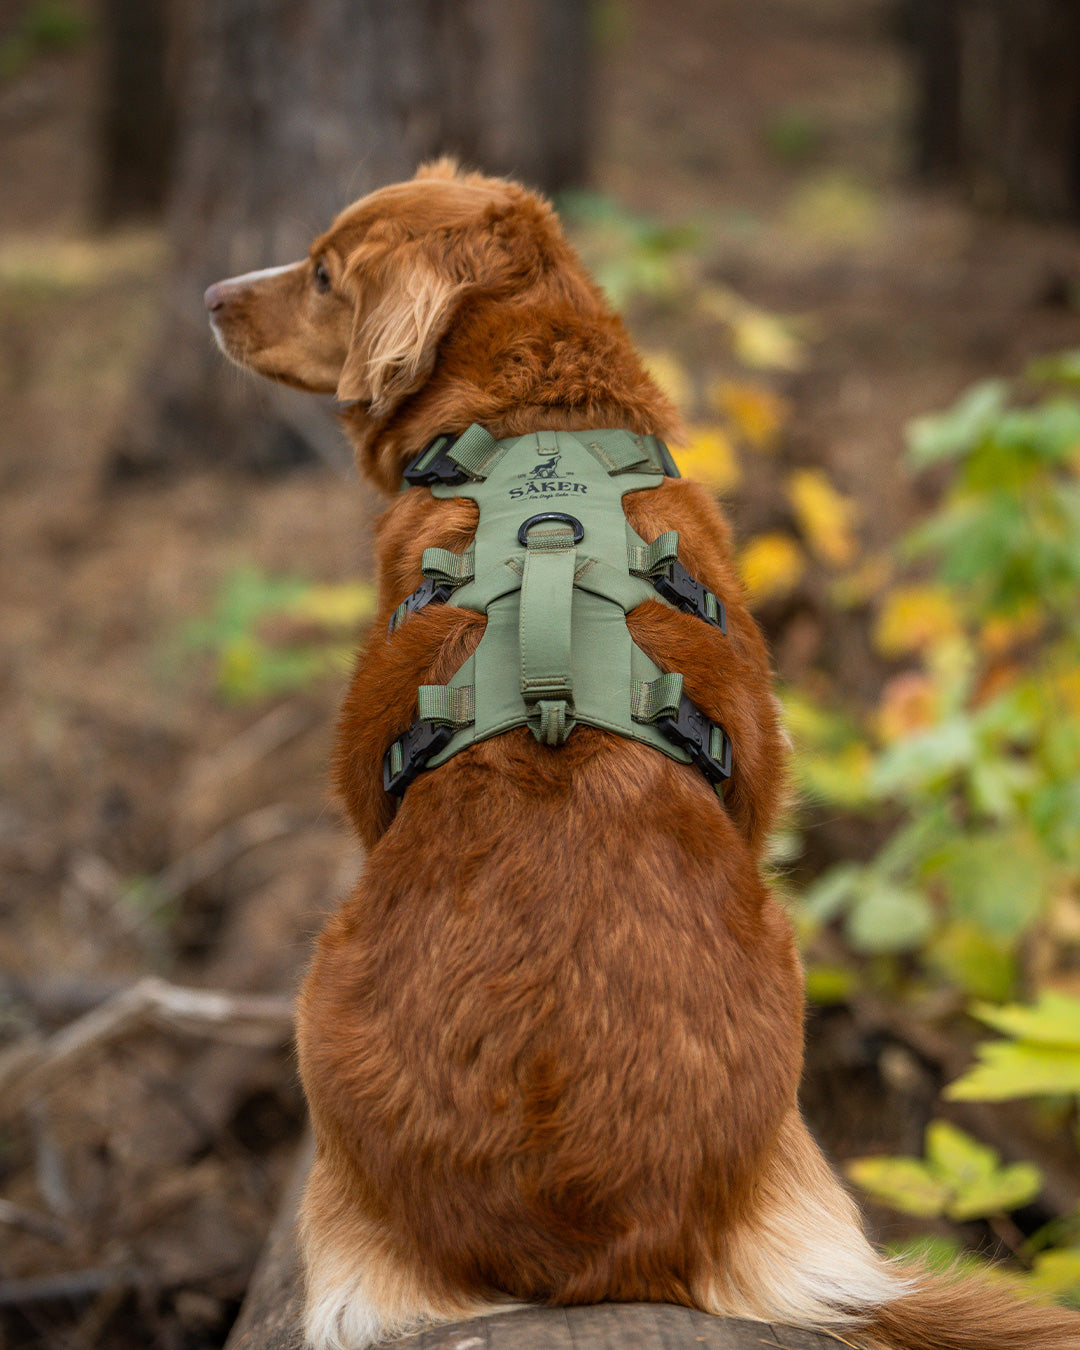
[{"x1": 383, "y1": 425, "x2": 732, "y2": 797}]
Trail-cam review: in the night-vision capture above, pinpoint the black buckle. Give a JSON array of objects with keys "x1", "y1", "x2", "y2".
[
  {"x1": 652, "y1": 561, "x2": 726, "y2": 632},
  {"x1": 388, "y1": 577, "x2": 454, "y2": 633},
  {"x1": 655, "y1": 438, "x2": 681, "y2": 478},
  {"x1": 383, "y1": 720, "x2": 455, "y2": 797},
  {"x1": 402, "y1": 434, "x2": 468, "y2": 487},
  {"x1": 655, "y1": 695, "x2": 733, "y2": 786}
]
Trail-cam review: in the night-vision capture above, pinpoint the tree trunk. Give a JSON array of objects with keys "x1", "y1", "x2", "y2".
[
  {"x1": 97, "y1": 0, "x2": 178, "y2": 224},
  {"x1": 908, "y1": 0, "x2": 1080, "y2": 218},
  {"x1": 111, "y1": 0, "x2": 591, "y2": 477}
]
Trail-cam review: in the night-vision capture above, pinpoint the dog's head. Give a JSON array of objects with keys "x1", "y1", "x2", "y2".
[{"x1": 205, "y1": 159, "x2": 606, "y2": 422}]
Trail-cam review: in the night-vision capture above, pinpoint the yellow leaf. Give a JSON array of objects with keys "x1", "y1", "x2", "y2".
[
  {"x1": 734, "y1": 313, "x2": 805, "y2": 371},
  {"x1": 787, "y1": 469, "x2": 859, "y2": 567},
  {"x1": 785, "y1": 171, "x2": 881, "y2": 244},
  {"x1": 874, "y1": 584, "x2": 962, "y2": 658},
  {"x1": 709, "y1": 380, "x2": 790, "y2": 450},
  {"x1": 290, "y1": 582, "x2": 377, "y2": 629},
  {"x1": 641, "y1": 350, "x2": 692, "y2": 413},
  {"x1": 738, "y1": 533, "x2": 806, "y2": 603},
  {"x1": 1048, "y1": 667, "x2": 1080, "y2": 716},
  {"x1": 828, "y1": 553, "x2": 893, "y2": 609},
  {"x1": 697, "y1": 285, "x2": 808, "y2": 372},
  {"x1": 876, "y1": 672, "x2": 941, "y2": 744},
  {"x1": 672, "y1": 424, "x2": 741, "y2": 491},
  {"x1": 845, "y1": 1157, "x2": 948, "y2": 1219},
  {"x1": 979, "y1": 606, "x2": 1044, "y2": 656}
]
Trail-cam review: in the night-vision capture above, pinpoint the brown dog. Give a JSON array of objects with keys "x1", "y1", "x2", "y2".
[{"x1": 206, "y1": 161, "x2": 1080, "y2": 1350}]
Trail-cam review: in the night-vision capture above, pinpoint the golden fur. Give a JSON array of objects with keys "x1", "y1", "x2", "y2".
[{"x1": 206, "y1": 160, "x2": 1080, "y2": 1350}]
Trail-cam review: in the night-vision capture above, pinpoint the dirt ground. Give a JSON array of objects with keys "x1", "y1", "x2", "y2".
[{"x1": 1, "y1": 1, "x2": 1079, "y2": 1346}]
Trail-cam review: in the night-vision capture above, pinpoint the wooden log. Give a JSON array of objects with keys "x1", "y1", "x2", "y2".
[{"x1": 225, "y1": 1137, "x2": 844, "y2": 1350}]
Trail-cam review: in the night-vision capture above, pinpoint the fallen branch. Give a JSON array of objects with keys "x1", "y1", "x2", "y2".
[
  {"x1": 0, "y1": 977, "x2": 293, "y2": 1107},
  {"x1": 0, "y1": 1199, "x2": 67, "y2": 1245},
  {"x1": 0, "y1": 1265, "x2": 138, "y2": 1308},
  {"x1": 141, "y1": 803, "x2": 300, "y2": 918},
  {"x1": 181, "y1": 703, "x2": 317, "y2": 804},
  {"x1": 63, "y1": 803, "x2": 301, "y2": 951}
]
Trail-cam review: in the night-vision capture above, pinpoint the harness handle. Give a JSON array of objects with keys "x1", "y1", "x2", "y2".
[{"x1": 518, "y1": 517, "x2": 580, "y2": 745}]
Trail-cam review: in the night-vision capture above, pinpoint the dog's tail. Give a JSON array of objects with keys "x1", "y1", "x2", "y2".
[
  {"x1": 857, "y1": 1273, "x2": 1080, "y2": 1350},
  {"x1": 702, "y1": 1112, "x2": 1080, "y2": 1350}
]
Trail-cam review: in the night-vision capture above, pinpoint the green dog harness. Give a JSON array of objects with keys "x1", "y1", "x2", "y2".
[{"x1": 383, "y1": 425, "x2": 732, "y2": 797}]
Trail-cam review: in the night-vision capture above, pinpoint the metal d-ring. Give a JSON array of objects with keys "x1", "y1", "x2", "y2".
[{"x1": 517, "y1": 512, "x2": 585, "y2": 546}]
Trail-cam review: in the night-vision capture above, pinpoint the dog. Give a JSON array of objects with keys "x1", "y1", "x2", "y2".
[{"x1": 205, "y1": 160, "x2": 1080, "y2": 1350}]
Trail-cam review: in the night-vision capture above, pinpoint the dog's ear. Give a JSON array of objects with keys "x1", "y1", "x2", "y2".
[{"x1": 336, "y1": 250, "x2": 465, "y2": 415}]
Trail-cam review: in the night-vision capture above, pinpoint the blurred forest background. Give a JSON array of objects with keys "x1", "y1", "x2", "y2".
[{"x1": 2, "y1": 1, "x2": 1080, "y2": 1347}]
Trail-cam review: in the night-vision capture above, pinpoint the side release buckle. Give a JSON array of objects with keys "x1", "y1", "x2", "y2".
[
  {"x1": 388, "y1": 577, "x2": 454, "y2": 634},
  {"x1": 655, "y1": 695, "x2": 733, "y2": 785},
  {"x1": 383, "y1": 720, "x2": 455, "y2": 797},
  {"x1": 652, "y1": 561, "x2": 726, "y2": 631},
  {"x1": 402, "y1": 435, "x2": 468, "y2": 487}
]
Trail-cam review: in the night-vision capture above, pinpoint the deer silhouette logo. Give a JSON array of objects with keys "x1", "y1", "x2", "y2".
[{"x1": 529, "y1": 454, "x2": 562, "y2": 479}]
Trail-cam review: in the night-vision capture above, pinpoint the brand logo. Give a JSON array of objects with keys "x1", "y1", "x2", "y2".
[
  {"x1": 530, "y1": 453, "x2": 562, "y2": 479},
  {"x1": 507, "y1": 449, "x2": 589, "y2": 500}
]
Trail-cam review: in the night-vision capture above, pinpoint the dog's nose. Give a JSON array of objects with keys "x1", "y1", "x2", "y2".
[{"x1": 203, "y1": 281, "x2": 230, "y2": 313}]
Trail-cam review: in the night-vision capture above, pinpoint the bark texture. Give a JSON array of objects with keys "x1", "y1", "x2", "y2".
[
  {"x1": 909, "y1": 0, "x2": 1080, "y2": 218},
  {"x1": 97, "y1": 0, "x2": 178, "y2": 223},
  {"x1": 112, "y1": 0, "x2": 591, "y2": 476}
]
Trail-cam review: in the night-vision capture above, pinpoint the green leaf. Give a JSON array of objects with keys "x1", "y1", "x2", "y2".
[
  {"x1": 872, "y1": 718, "x2": 977, "y2": 797},
  {"x1": 1028, "y1": 350, "x2": 1080, "y2": 386},
  {"x1": 948, "y1": 1163, "x2": 1042, "y2": 1222},
  {"x1": 925, "y1": 922, "x2": 1017, "y2": 1001},
  {"x1": 925, "y1": 832, "x2": 1050, "y2": 940},
  {"x1": 971, "y1": 992, "x2": 1080, "y2": 1049},
  {"x1": 925, "y1": 1119, "x2": 997, "y2": 1183},
  {"x1": 801, "y1": 863, "x2": 862, "y2": 924},
  {"x1": 907, "y1": 382, "x2": 1008, "y2": 466},
  {"x1": 851, "y1": 1123, "x2": 1041, "y2": 1224},
  {"x1": 845, "y1": 884, "x2": 935, "y2": 953},
  {"x1": 845, "y1": 1157, "x2": 949, "y2": 1218},
  {"x1": 804, "y1": 964, "x2": 856, "y2": 1006},
  {"x1": 1026, "y1": 1249, "x2": 1080, "y2": 1302},
  {"x1": 923, "y1": 1121, "x2": 1041, "y2": 1221},
  {"x1": 946, "y1": 1041, "x2": 1080, "y2": 1101}
]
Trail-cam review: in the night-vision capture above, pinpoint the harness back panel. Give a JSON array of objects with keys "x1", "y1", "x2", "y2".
[{"x1": 384, "y1": 426, "x2": 732, "y2": 796}]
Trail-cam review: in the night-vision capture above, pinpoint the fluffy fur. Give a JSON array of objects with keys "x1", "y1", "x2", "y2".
[{"x1": 205, "y1": 161, "x2": 1080, "y2": 1350}]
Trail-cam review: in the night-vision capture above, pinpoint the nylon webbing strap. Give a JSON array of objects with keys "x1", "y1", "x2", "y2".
[
  {"x1": 536, "y1": 700, "x2": 569, "y2": 744},
  {"x1": 519, "y1": 522, "x2": 577, "y2": 744},
  {"x1": 628, "y1": 531, "x2": 680, "y2": 578},
  {"x1": 417, "y1": 683, "x2": 476, "y2": 728},
  {"x1": 421, "y1": 547, "x2": 475, "y2": 584},
  {"x1": 448, "y1": 424, "x2": 506, "y2": 479},
  {"x1": 631, "y1": 671, "x2": 684, "y2": 724},
  {"x1": 585, "y1": 435, "x2": 653, "y2": 474}
]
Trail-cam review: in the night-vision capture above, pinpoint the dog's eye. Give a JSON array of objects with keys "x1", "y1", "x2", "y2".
[{"x1": 313, "y1": 260, "x2": 332, "y2": 293}]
